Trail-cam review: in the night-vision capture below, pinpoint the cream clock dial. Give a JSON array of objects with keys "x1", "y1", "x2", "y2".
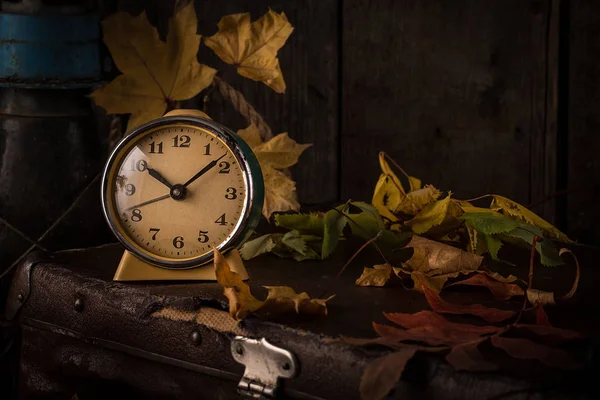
[{"x1": 102, "y1": 115, "x2": 264, "y2": 269}]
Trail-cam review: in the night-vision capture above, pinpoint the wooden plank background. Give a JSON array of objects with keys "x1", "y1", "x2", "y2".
[{"x1": 108, "y1": 0, "x2": 599, "y2": 244}]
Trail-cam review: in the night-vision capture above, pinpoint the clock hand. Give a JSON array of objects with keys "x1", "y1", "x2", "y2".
[
  {"x1": 124, "y1": 194, "x2": 170, "y2": 211},
  {"x1": 182, "y1": 153, "x2": 227, "y2": 188},
  {"x1": 147, "y1": 168, "x2": 173, "y2": 189}
]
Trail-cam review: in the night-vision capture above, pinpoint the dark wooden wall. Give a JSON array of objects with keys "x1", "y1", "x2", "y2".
[{"x1": 117, "y1": 0, "x2": 599, "y2": 245}]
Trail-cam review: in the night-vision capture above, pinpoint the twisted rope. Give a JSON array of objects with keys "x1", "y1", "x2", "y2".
[{"x1": 211, "y1": 76, "x2": 273, "y2": 140}]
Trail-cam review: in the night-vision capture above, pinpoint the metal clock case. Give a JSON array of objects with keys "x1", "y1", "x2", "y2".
[{"x1": 101, "y1": 113, "x2": 264, "y2": 275}]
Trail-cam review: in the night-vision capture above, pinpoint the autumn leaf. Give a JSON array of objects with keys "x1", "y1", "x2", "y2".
[
  {"x1": 275, "y1": 212, "x2": 325, "y2": 236},
  {"x1": 91, "y1": 2, "x2": 216, "y2": 131},
  {"x1": 372, "y1": 152, "x2": 428, "y2": 224},
  {"x1": 355, "y1": 264, "x2": 393, "y2": 287},
  {"x1": 462, "y1": 212, "x2": 564, "y2": 266},
  {"x1": 491, "y1": 195, "x2": 570, "y2": 242},
  {"x1": 238, "y1": 124, "x2": 311, "y2": 218},
  {"x1": 396, "y1": 236, "x2": 483, "y2": 293},
  {"x1": 490, "y1": 335, "x2": 580, "y2": 369},
  {"x1": 419, "y1": 276, "x2": 516, "y2": 323},
  {"x1": 445, "y1": 340, "x2": 497, "y2": 372},
  {"x1": 214, "y1": 248, "x2": 331, "y2": 320},
  {"x1": 359, "y1": 348, "x2": 418, "y2": 400},
  {"x1": 404, "y1": 195, "x2": 452, "y2": 234},
  {"x1": 322, "y1": 203, "x2": 350, "y2": 259},
  {"x1": 215, "y1": 248, "x2": 263, "y2": 320},
  {"x1": 446, "y1": 273, "x2": 524, "y2": 300},
  {"x1": 240, "y1": 231, "x2": 320, "y2": 261},
  {"x1": 205, "y1": 9, "x2": 293, "y2": 93}
]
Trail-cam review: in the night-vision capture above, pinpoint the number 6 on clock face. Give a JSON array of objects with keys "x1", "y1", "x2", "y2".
[{"x1": 101, "y1": 115, "x2": 264, "y2": 270}]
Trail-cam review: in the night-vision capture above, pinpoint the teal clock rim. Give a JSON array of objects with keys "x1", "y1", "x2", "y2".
[{"x1": 101, "y1": 115, "x2": 264, "y2": 270}]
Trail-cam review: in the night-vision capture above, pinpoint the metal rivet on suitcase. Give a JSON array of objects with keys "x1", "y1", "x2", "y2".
[
  {"x1": 190, "y1": 330, "x2": 202, "y2": 345},
  {"x1": 74, "y1": 298, "x2": 84, "y2": 312},
  {"x1": 17, "y1": 293, "x2": 24, "y2": 302}
]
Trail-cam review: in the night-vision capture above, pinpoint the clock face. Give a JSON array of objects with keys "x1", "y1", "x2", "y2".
[{"x1": 103, "y1": 119, "x2": 260, "y2": 269}]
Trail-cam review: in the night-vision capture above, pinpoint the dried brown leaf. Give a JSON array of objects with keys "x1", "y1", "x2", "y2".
[
  {"x1": 419, "y1": 276, "x2": 516, "y2": 323},
  {"x1": 490, "y1": 335, "x2": 581, "y2": 369},
  {"x1": 359, "y1": 348, "x2": 418, "y2": 400},
  {"x1": 403, "y1": 236, "x2": 483, "y2": 276},
  {"x1": 384, "y1": 310, "x2": 500, "y2": 336},
  {"x1": 445, "y1": 340, "x2": 497, "y2": 372},
  {"x1": 512, "y1": 324, "x2": 581, "y2": 344},
  {"x1": 446, "y1": 273, "x2": 524, "y2": 300},
  {"x1": 356, "y1": 264, "x2": 393, "y2": 287}
]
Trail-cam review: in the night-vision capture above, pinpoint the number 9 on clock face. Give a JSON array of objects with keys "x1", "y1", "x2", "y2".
[{"x1": 101, "y1": 115, "x2": 264, "y2": 269}]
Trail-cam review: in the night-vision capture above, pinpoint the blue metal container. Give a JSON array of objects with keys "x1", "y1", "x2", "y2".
[{"x1": 0, "y1": 12, "x2": 100, "y2": 85}]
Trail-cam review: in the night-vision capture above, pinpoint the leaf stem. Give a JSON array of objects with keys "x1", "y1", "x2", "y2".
[
  {"x1": 515, "y1": 235, "x2": 540, "y2": 324},
  {"x1": 331, "y1": 207, "x2": 391, "y2": 266},
  {"x1": 458, "y1": 194, "x2": 494, "y2": 203},
  {"x1": 382, "y1": 152, "x2": 412, "y2": 181},
  {"x1": 319, "y1": 231, "x2": 383, "y2": 298}
]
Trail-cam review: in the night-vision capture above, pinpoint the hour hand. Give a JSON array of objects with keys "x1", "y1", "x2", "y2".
[{"x1": 147, "y1": 168, "x2": 173, "y2": 189}]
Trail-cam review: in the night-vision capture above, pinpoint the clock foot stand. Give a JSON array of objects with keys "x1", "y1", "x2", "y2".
[{"x1": 113, "y1": 249, "x2": 249, "y2": 281}]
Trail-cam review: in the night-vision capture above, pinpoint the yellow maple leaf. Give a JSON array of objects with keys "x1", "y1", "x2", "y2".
[
  {"x1": 91, "y1": 2, "x2": 216, "y2": 132},
  {"x1": 205, "y1": 9, "x2": 294, "y2": 93},
  {"x1": 490, "y1": 195, "x2": 570, "y2": 242},
  {"x1": 214, "y1": 248, "x2": 331, "y2": 320},
  {"x1": 238, "y1": 124, "x2": 311, "y2": 218}
]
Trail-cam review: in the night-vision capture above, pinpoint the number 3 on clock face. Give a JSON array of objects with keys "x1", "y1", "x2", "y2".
[{"x1": 101, "y1": 115, "x2": 264, "y2": 270}]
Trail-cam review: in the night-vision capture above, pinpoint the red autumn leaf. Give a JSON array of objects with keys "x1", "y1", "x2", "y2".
[
  {"x1": 535, "y1": 306, "x2": 552, "y2": 327},
  {"x1": 512, "y1": 324, "x2": 581, "y2": 344},
  {"x1": 373, "y1": 322, "x2": 453, "y2": 346},
  {"x1": 446, "y1": 273, "x2": 524, "y2": 300},
  {"x1": 490, "y1": 335, "x2": 581, "y2": 369},
  {"x1": 445, "y1": 340, "x2": 497, "y2": 372},
  {"x1": 360, "y1": 348, "x2": 418, "y2": 400},
  {"x1": 420, "y1": 277, "x2": 517, "y2": 323},
  {"x1": 384, "y1": 310, "x2": 500, "y2": 336}
]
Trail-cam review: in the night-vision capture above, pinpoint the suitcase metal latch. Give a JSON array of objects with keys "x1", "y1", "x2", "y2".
[{"x1": 231, "y1": 336, "x2": 298, "y2": 399}]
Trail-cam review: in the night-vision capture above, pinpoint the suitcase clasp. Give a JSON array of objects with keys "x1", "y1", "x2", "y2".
[{"x1": 231, "y1": 336, "x2": 298, "y2": 399}]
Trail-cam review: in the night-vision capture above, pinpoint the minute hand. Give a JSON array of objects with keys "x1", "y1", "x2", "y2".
[{"x1": 183, "y1": 153, "x2": 227, "y2": 188}]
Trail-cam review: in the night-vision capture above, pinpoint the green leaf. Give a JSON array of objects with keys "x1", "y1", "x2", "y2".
[
  {"x1": 500, "y1": 227, "x2": 563, "y2": 266},
  {"x1": 280, "y1": 231, "x2": 319, "y2": 259},
  {"x1": 461, "y1": 212, "x2": 521, "y2": 235},
  {"x1": 322, "y1": 204, "x2": 350, "y2": 259},
  {"x1": 240, "y1": 233, "x2": 282, "y2": 260},
  {"x1": 484, "y1": 234, "x2": 505, "y2": 263},
  {"x1": 274, "y1": 213, "x2": 325, "y2": 236}
]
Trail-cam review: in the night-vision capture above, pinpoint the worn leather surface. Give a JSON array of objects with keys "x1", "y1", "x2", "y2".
[{"x1": 7, "y1": 241, "x2": 600, "y2": 399}]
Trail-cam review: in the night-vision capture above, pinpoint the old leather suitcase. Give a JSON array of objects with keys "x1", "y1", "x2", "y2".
[{"x1": 4, "y1": 242, "x2": 599, "y2": 399}]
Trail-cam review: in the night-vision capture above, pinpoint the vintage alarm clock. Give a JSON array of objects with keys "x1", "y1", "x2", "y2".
[{"x1": 101, "y1": 110, "x2": 264, "y2": 281}]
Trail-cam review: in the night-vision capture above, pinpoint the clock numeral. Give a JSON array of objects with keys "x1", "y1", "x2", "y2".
[
  {"x1": 204, "y1": 143, "x2": 211, "y2": 155},
  {"x1": 149, "y1": 141, "x2": 164, "y2": 154},
  {"x1": 215, "y1": 213, "x2": 227, "y2": 226},
  {"x1": 172, "y1": 135, "x2": 191, "y2": 148},
  {"x1": 173, "y1": 236, "x2": 184, "y2": 249},
  {"x1": 219, "y1": 161, "x2": 230, "y2": 174},
  {"x1": 225, "y1": 187, "x2": 237, "y2": 200},
  {"x1": 197, "y1": 230, "x2": 209, "y2": 243},
  {"x1": 125, "y1": 183, "x2": 136, "y2": 196},
  {"x1": 149, "y1": 228, "x2": 160, "y2": 240},
  {"x1": 129, "y1": 159, "x2": 148, "y2": 172},
  {"x1": 131, "y1": 209, "x2": 142, "y2": 222}
]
